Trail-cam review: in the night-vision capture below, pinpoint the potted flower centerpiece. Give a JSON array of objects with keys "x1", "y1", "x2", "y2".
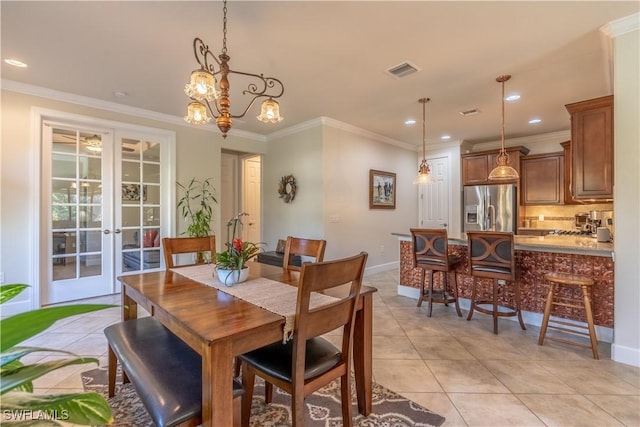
[{"x1": 215, "y1": 212, "x2": 263, "y2": 286}]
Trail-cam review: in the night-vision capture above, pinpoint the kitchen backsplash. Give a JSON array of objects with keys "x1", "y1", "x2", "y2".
[{"x1": 520, "y1": 203, "x2": 613, "y2": 230}]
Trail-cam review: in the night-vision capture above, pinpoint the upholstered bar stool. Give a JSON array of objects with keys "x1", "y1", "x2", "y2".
[
  {"x1": 410, "y1": 228, "x2": 462, "y2": 317},
  {"x1": 466, "y1": 231, "x2": 526, "y2": 334},
  {"x1": 538, "y1": 272, "x2": 599, "y2": 359}
]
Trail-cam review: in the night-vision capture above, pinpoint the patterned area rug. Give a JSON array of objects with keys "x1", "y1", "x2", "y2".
[{"x1": 81, "y1": 367, "x2": 445, "y2": 427}]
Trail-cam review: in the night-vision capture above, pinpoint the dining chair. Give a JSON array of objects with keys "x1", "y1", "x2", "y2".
[
  {"x1": 162, "y1": 235, "x2": 216, "y2": 268},
  {"x1": 410, "y1": 228, "x2": 462, "y2": 317},
  {"x1": 282, "y1": 236, "x2": 327, "y2": 271},
  {"x1": 466, "y1": 231, "x2": 526, "y2": 334},
  {"x1": 239, "y1": 251, "x2": 368, "y2": 427}
]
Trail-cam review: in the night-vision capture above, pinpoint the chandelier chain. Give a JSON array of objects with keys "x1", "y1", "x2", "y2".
[{"x1": 222, "y1": 0, "x2": 228, "y2": 55}]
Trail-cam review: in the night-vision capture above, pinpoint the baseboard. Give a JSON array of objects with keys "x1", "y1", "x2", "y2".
[
  {"x1": 611, "y1": 344, "x2": 640, "y2": 367},
  {"x1": 397, "y1": 284, "x2": 614, "y2": 343},
  {"x1": 364, "y1": 261, "x2": 399, "y2": 276}
]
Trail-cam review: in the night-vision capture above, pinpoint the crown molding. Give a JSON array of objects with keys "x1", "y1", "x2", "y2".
[
  {"x1": 1, "y1": 79, "x2": 266, "y2": 142},
  {"x1": 601, "y1": 12, "x2": 640, "y2": 38},
  {"x1": 266, "y1": 116, "x2": 415, "y2": 151},
  {"x1": 470, "y1": 130, "x2": 571, "y2": 152}
]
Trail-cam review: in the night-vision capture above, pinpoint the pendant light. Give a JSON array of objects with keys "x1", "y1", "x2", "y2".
[
  {"x1": 413, "y1": 97, "x2": 435, "y2": 184},
  {"x1": 488, "y1": 75, "x2": 519, "y2": 180}
]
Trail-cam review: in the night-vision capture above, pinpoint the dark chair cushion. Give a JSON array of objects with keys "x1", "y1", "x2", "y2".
[
  {"x1": 104, "y1": 316, "x2": 242, "y2": 427},
  {"x1": 256, "y1": 251, "x2": 301, "y2": 267},
  {"x1": 239, "y1": 337, "x2": 341, "y2": 383}
]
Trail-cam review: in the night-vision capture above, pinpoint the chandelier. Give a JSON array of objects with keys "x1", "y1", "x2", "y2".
[
  {"x1": 183, "y1": 0, "x2": 284, "y2": 138},
  {"x1": 488, "y1": 75, "x2": 519, "y2": 180},
  {"x1": 413, "y1": 97, "x2": 435, "y2": 184}
]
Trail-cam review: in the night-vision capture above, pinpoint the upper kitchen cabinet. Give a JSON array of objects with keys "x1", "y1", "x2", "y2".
[
  {"x1": 461, "y1": 146, "x2": 530, "y2": 185},
  {"x1": 520, "y1": 152, "x2": 564, "y2": 205},
  {"x1": 565, "y1": 95, "x2": 613, "y2": 201}
]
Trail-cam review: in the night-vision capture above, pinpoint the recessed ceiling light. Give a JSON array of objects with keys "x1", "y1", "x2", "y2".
[
  {"x1": 441, "y1": 135, "x2": 451, "y2": 140},
  {"x1": 404, "y1": 119, "x2": 416, "y2": 125},
  {"x1": 529, "y1": 118, "x2": 542, "y2": 124},
  {"x1": 505, "y1": 94, "x2": 520, "y2": 102},
  {"x1": 113, "y1": 90, "x2": 128, "y2": 98},
  {"x1": 5, "y1": 59, "x2": 27, "y2": 68}
]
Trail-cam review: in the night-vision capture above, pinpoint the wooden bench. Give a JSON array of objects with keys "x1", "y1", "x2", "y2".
[{"x1": 104, "y1": 316, "x2": 243, "y2": 427}]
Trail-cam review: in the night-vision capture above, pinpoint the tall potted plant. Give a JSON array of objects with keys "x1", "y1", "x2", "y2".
[{"x1": 176, "y1": 177, "x2": 217, "y2": 238}]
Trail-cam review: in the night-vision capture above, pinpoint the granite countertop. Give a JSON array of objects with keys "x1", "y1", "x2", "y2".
[{"x1": 392, "y1": 232, "x2": 614, "y2": 257}]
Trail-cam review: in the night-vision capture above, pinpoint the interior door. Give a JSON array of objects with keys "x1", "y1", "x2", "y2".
[
  {"x1": 44, "y1": 124, "x2": 114, "y2": 304},
  {"x1": 43, "y1": 122, "x2": 172, "y2": 305},
  {"x1": 420, "y1": 155, "x2": 450, "y2": 229},
  {"x1": 242, "y1": 156, "x2": 261, "y2": 244}
]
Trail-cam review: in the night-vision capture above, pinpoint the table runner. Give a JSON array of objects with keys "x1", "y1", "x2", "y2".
[{"x1": 171, "y1": 264, "x2": 339, "y2": 342}]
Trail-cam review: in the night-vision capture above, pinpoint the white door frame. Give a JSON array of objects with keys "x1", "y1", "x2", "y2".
[{"x1": 31, "y1": 108, "x2": 176, "y2": 308}]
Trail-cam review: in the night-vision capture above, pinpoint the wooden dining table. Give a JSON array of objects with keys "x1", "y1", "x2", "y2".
[{"x1": 118, "y1": 261, "x2": 377, "y2": 426}]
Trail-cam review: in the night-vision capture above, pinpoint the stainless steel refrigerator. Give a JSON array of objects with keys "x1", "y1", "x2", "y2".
[{"x1": 463, "y1": 184, "x2": 517, "y2": 232}]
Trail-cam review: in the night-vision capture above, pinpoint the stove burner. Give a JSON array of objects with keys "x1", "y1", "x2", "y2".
[{"x1": 549, "y1": 230, "x2": 592, "y2": 236}]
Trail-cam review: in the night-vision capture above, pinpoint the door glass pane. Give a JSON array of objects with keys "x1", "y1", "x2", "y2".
[
  {"x1": 79, "y1": 182, "x2": 102, "y2": 203},
  {"x1": 79, "y1": 205, "x2": 101, "y2": 228},
  {"x1": 52, "y1": 129, "x2": 77, "y2": 154},
  {"x1": 122, "y1": 249, "x2": 140, "y2": 272},
  {"x1": 52, "y1": 206, "x2": 76, "y2": 230},
  {"x1": 122, "y1": 229, "x2": 140, "y2": 249},
  {"x1": 143, "y1": 142, "x2": 160, "y2": 162},
  {"x1": 122, "y1": 161, "x2": 140, "y2": 182},
  {"x1": 52, "y1": 154, "x2": 76, "y2": 179},
  {"x1": 79, "y1": 156, "x2": 102, "y2": 180},
  {"x1": 143, "y1": 249, "x2": 161, "y2": 270},
  {"x1": 122, "y1": 207, "x2": 140, "y2": 227},
  {"x1": 122, "y1": 139, "x2": 141, "y2": 161},
  {"x1": 80, "y1": 254, "x2": 102, "y2": 278},
  {"x1": 79, "y1": 231, "x2": 102, "y2": 253},
  {"x1": 143, "y1": 207, "x2": 160, "y2": 226},
  {"x1": 80, "y1": 133, "x2": 103, "y2": 156},
  {"x1": 145, "y1": 184, "x2": 160, "y2": 204},
  {"x1": 143, "y1": 163, "x2": 160, "y2": 184},
  {"x1": 121, "y1": 184, "x2": 142, "y2": 205},
  {"x1": 53, "y1": 256, "x2": 76, "y2": 281},
  {"x1": 52, "y1": 180, "x2": 74, "y2": 203}
]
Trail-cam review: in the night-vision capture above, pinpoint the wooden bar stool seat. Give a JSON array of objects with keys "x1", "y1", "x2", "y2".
[{"x1": 538, "y1": 271, "x2": 599, "y2": 359}]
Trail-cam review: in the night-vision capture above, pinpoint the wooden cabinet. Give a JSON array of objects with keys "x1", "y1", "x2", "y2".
[
  {"x1": 520, "y1": 152, "x2": 564, "y2": 205},
  {"x1": 461, "y1": 146, "x2": 530, "y2": 185},
  {"x1": 565, "y1": 95, "x2": 613, "y2": 201}
]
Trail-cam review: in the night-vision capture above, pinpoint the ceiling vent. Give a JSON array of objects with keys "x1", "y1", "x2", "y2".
[
  {"x1": 459, "y1": 108, "x2": 480, "y2": 116},
  {"x1": 386, "y1": 61, "x2": 420, "y2": 78}
]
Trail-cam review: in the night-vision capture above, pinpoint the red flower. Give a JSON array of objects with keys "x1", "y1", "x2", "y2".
[{"x1": 232, "y1": 238, "x2": 243, "y2": 252}]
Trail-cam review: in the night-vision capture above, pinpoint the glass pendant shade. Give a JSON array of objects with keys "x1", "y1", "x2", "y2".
[
  {"x1": 414, "y1": 161, "x2": 436, "y2": 184},
  {"x1": 488, "y1": 151, "x2": 519, "y2": 180},
  {"x1": 184, "y1": 68, "x2": 218, "y2": 101},
  {"x1": 256, "y1": 98, "x2": 284, "y2": 123},
  {"x1": 185, "y1": 101, "x2": 212, "y2": 124}
]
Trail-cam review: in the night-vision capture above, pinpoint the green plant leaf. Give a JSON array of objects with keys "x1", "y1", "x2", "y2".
[
  {"x1": 1, "y1": 357, "x2": 98, "y2": 395},
  {"x1": 0, "y1": 304, "x2": 114, "y2": 352},
  {"x1": 0, "y1": 284, "x2": 29, "y2": 304},
  {"x1": 1, "y1": 346, "x2": 84, "y2": 368},
  {"x1": 1, "y1": 391, "x2": 113, "y2": 425}
]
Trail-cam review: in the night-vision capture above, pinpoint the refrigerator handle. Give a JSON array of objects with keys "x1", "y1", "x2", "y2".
[{"x1": 488, "y1": 204, "x2": 496, "y2": 230}]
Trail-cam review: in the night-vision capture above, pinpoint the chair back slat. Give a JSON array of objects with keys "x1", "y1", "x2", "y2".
[
  {"x1": 294, "y1": 252, "x2": 367, "y2": 349},
  {"x1": 467, "y1": 231, "x2": 515, "y2": 280},
  {"x1": 410, "y1": 228, "x2": 450, "y2": 271},
  {"x1": 162, "y1": 236, "x2": 216, "y2": 268},
  {"x1": 283, "y1": 236, "x2": 327, "y2": 271}
]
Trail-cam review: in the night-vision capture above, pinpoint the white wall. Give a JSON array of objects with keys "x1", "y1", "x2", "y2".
[
  {"x1": 322, "y1": 125, "x2": 418, "y2": 270},
  {"x1": 262, "y1": 125, "x2": 324, "y2": 252},
  {"x1": 0, "y1": 89, "x2": 262, "y2": 312},
  {"x1": 611, "y1": 20, "x2": 640, "y2": 367}
]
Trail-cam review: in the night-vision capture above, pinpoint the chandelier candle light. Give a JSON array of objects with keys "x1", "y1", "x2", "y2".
[
  {"x1": 414, "y1": 97, "x2": 435, "y2": 184},
  {"x1": 488, "y1": 74, "x2": 519, "y2": 180},
  {"x1": 183, "y1": 0, "x2": 285, "y2": 138}
]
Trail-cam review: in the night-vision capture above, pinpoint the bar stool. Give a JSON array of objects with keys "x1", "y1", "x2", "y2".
[
  {"x1": 538, "y1": 272, "x2": 599, "y2": 359},
  {"x1": 410, "y1": 228, "x2": 462, "y2": 317},
  {"x1": 467, "y1": 231, "x2": 526, "y2": 334}
]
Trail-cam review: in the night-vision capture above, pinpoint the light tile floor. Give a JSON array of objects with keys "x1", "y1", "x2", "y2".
[{"x1": 26, "y1": 269, "x2": 640, "y2": 426}]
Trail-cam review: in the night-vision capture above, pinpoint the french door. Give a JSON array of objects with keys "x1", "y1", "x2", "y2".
[{"x1": 42, "y1": 120, "x2": 173, "y2": 305}]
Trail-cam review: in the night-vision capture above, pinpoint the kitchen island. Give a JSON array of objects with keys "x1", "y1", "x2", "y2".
[{"x1": 393, "y1": 232, "x2": 614, "y2": 336}]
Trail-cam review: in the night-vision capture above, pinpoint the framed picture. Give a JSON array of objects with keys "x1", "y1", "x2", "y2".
[
  {"x1": 369, "y1": 169, "x2": 396, "y2": 209},
  {"x1": 122, "y1": 184, "x2": 147, "y2": 201}
]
